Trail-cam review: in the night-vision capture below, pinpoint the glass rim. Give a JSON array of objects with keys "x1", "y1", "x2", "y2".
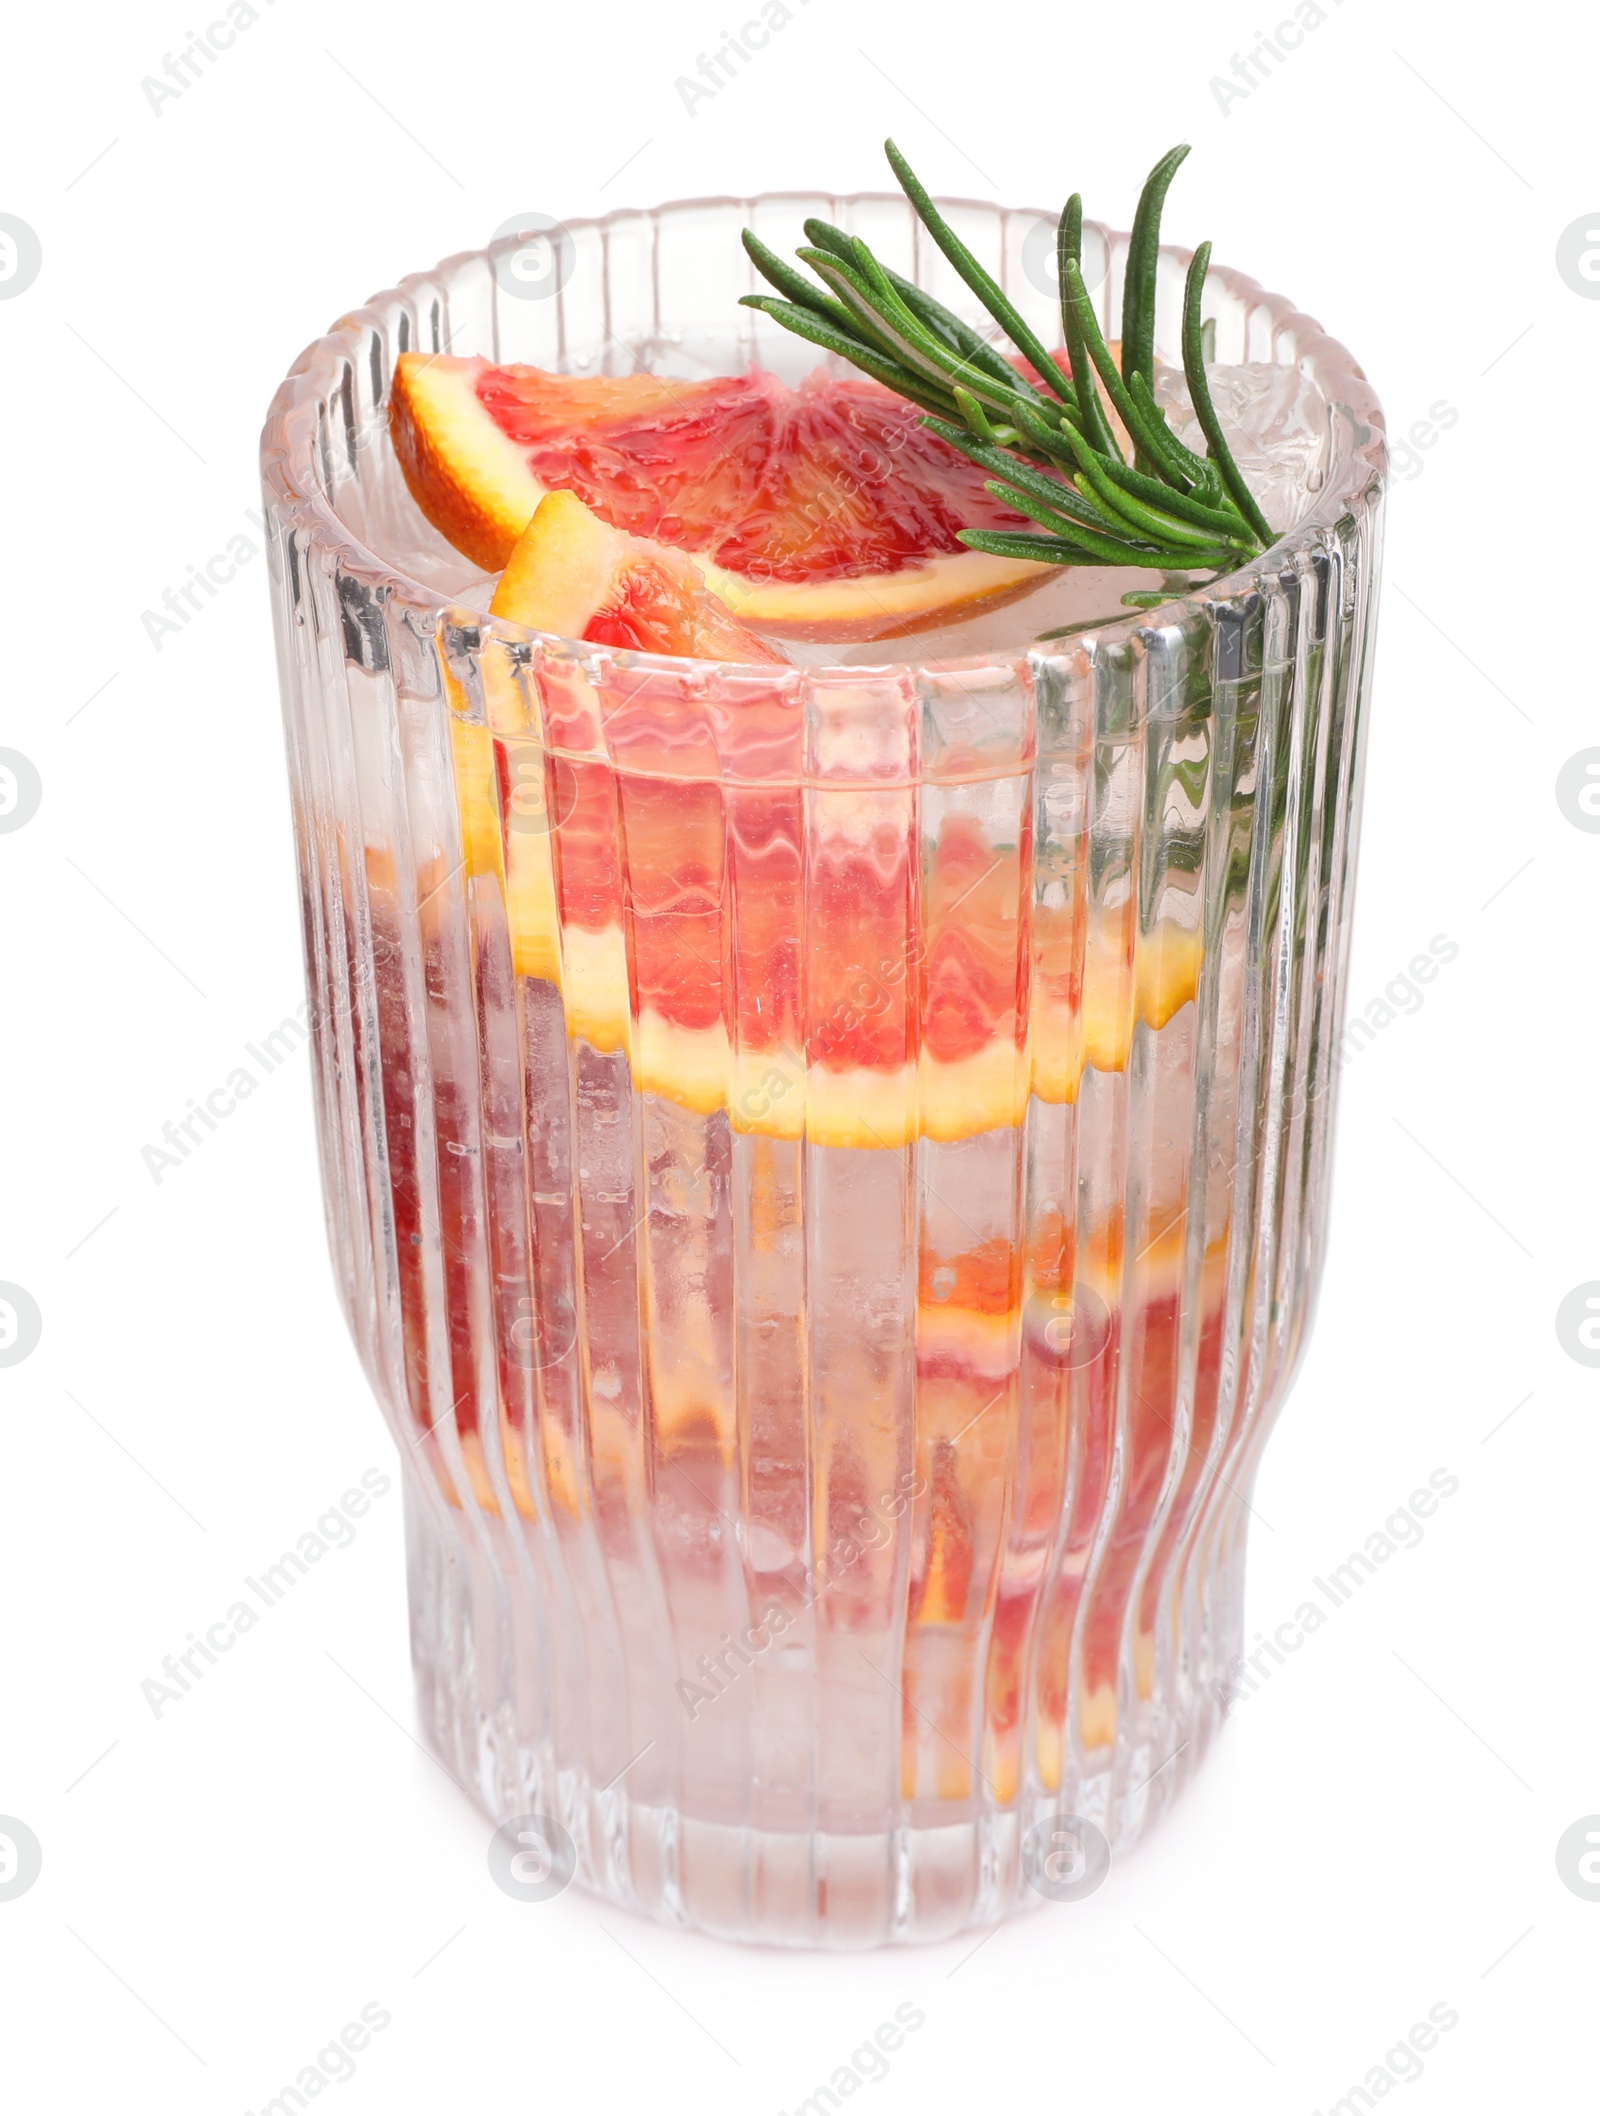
[{"x1": 259, "y1": 188, "x2": 1388, "y2": 678}]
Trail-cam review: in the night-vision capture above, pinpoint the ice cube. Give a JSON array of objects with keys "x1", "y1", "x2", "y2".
[{"x1": 1154, "y1": 361, "x2": 1330, "y2": 533}]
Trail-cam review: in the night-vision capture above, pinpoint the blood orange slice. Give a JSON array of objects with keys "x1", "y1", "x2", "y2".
[
  {"x1": 427, "y1": 399, "x2": 1200, "y2": 1164},
  {"x1": 392, "y1": 353, "x2": 1050, "y2": 641},
  {"x1": 489, "y1": 488, "x2": 785, "y2": 661}
]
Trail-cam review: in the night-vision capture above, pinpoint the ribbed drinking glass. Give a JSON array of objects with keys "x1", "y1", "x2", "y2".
[{"x1": 260, "y1": 191, "x2": 1384, "y2": 1945}]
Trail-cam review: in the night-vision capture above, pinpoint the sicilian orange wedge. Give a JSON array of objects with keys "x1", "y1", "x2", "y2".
[
  {"x1": 488, "y1": 488, "x2": 785, "y2": 661},
  {"x1": 392, "y1": 352, "x2": 1050, "y2": 641}
]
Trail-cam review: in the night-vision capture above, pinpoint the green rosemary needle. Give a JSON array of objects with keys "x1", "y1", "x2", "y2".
[{"x1": 738, "y1": 141, "x2": 1277, "y2": 606}]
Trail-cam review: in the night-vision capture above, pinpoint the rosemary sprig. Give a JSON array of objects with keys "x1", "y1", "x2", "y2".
[{"x1": 739, "y1": 142, "x2": 1275, "y2": 607}]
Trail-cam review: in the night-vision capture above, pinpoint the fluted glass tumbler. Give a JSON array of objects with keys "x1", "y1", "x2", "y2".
[{"x1": 260, "y1": 193, "x2": 1384, "y2": 1945}]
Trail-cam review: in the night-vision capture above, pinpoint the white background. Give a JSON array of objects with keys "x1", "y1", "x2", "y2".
[{"x1": 2, "y1": 0, "x2": 1596, "y2": 2109}]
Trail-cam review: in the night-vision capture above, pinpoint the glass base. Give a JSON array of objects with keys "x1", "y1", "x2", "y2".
[{"x1": 405, "y1": 1477, "x2": 1250, "y2": 1947}]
